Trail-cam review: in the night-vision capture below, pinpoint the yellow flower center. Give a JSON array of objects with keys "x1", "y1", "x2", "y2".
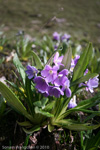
[
  {"x1": 65, "y1": 85, "x2": 67, "y2": 89},
  {"x1": 33, "y1": 71, "x2": 36, "y2": 74},
  {"x1": 49, "y1": 70, "x2": 53, "y2": 74}
]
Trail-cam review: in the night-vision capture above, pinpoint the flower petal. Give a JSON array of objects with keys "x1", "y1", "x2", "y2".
[{"x1": 65, "y1": 88, "x2": 71, "y2": 97}]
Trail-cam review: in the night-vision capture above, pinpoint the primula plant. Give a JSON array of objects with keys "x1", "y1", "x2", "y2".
[{"x1": 0, "y1": 42, "x2": 100, "y2": 135}]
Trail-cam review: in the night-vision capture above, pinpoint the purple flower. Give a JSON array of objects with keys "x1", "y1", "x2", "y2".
[
  {"x1": 43, "y1": 91, "x2": 49, "y2": 97},
  {"x1": 48, "y1": 86, "x2": 64, "y2": 98},
  {"x1": 59, "y1": 69, "x2": 69, "y2": 76},
  {"x1": 34, "y1": 76, "x2": 48, "y2": 93},
  {"x1": 79, "y1": 83, "x2": 86, "y2": 88},
  {"x1": 74, "y1": 55, "x2": 80, "y2": 65},
  {"x1": 86, "y1": 76, "x2": 99, "y2": 93},
  {"x1": 70, "y1": 55, "x2": 80, "y2": 72},
  {"x1": 61, "y1": 33, "x2": 71, "y2": 41},
  {"x1": 54, "y1": 45, "x2": 58, "y2": 50},
  {"x1": 53, "y1": 32, "x2": 60, "y2": 41},
  {"x1": 70, "y1": 59, "x2": 75, "y2": 72},
  {"x1": 84, "y1": 69, "x2": 88, "y2": 76},
  {"x1": 53, "y1": 52, "x2": 64, "y2": 67},
  {"x1": 41, "y1": 65, "x2": 58, "y2": 83},
  {"x1": 54, "y1": 69, "x2": 68, "y2": 86},
  {"x1": 68, "y1": 96, "x2": 77, "y2": 109},
  {"x1": 79, "y1": 69, "x2": 99, "y2": 93},
  {"x1": 82, "y1": 69, "x2": 99, "y2": 93},
  {"x1": 25, "y1": 65, "x2": 38, "y2": 79},
  {"x1": 62, "y1": 79, "x2": 71, "y2": 97}
]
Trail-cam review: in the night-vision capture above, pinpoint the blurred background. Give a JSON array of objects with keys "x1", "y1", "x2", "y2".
[{"x1": 0, "y1": 0, "x2": 100, "y2": 47}]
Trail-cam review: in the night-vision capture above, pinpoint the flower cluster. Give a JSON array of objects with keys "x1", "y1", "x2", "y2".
[
  {"x1": 26, "y1": 52, "x2": 99, "y2": 109},
  {"x1": 53, "y1": 32, "x2": 71, "y2": 50},
  {"x1": 53, "y1": 32, "x2": 71, "y2": 42},
  {"x1": 70, "y1": 56, "x2": 99, "y2": 93},
  {"x1": 26, "y1": 52, "x2": 71, "y2": 98}
]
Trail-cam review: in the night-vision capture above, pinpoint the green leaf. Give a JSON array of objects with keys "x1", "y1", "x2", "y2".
[
  {"x1": 84, "y1": 114, "x2": 97, "y2": 122},
  {"x1": 23, "y1": 135, "x2": 30, "y2": 147},
  {"x1": 35, "y1": 107, "x2": 54, "y2": 117},
  {"x1": 41, "y1": 97, "x2": 48, "y2": 108},
  {"x1": 46, "y1": 49, "x2": 59, "y2": 66},
  {"x1": 44, "y1": 100, "x2": 55, "y2": 111},
  {"x1": 33, "y1": 101, "x2": 42, "y2": 107},
  {"x1": 33, "y1": 98, "x2": 48, "y2": 108},
  {"x1": 59, "y1": 93, "x2": 100, "y2": 120},
  {"x1": 48, "y1": 124, "x2": 54, "y2": 132},
  {"x1": 23, "y1": 125, "x2": 40, "y2": 134},
  {"x1": 0, "y1": 95, "x2": 6, "y2": 117},
  {"x1": 13, "y1": 53, "x2": 25, "y2": 85},
  {"x1": 6, "y1": 80, "x2": 25, "y2": 97},
  {"x1": 31, "y1": 51, "x2": 43, "y2": 69},
  {"x1": 75, "y1": 92, "x2": 100, "y2": 109},
  {"x1": 0, "y1": 81, "x2": 34, "y2": 122},
  {"x1": 54, "y1": 119, "x2": 100, "y2": 131},
  {"x1": 51, "y1": 98, "x2": 65, "y2": 120},
  {"x1": 25, "y1": 77, "x2": 33, "y2": 113},
  {"x1": 17, "y1": 121, "x2": 33, "y2": 127},
  {"x1": 72, "y1": 43, "x2": 93, "y2": 82},
  {"x1": 61, "y1": 46, "x2": 72, "y2": 70},
  {"x1": 85, "y1": 130, "x2": 100, "y2": 150},
  {"x1": 59, "y1": 108, "x2": 100, "y2": 120}
]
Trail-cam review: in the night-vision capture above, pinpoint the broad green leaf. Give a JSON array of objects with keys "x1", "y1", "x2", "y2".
[
  {"x1": 51, "y1": 98, "x2": 65, "y2": 120},
  {"x1": 53, "y1": 119, "x2": 100, "y2": 131},
  {"x1": 6, "y1": 80, "x2": 25, "y2": 97},
  {"x1": 35, "y1": 107, "x2": 54, "y2": 117},
  {"x1": 61, "y1": 47, "x2": 72, "y2": 70},
  {"x1": 13, "y1": 53, "x2": 25, "y2": 85},
  {"x1": 75, "y1": 92, "x2": 100, "y2": 109},
  {"x1": 25, "y1": 77, "x2": 33, "y2": 113},
  {"x1": 41, "y1": 97, "x2": 48, "y2": 108},
  {"x1": 87, "y1": 146, "x2": 98, "y2": 150},
  {"x1": 33, "y1": 98, "x2": 48, "y2": 108},
  {"x1": 59, "y1": 108, "x2": 100, "y2": 120},
  {"x1": 61, "y1": 42, "x2": 68, "y2": 54},
  {"x1": 84, "y1": 130, "x2": 100, "y2": 150},
  {"x1": 72, "y1": 43, "x2": 93, "y2": 82},
  {"x1": 23, "y1": 125, "x2": 40, "y2": 134},
  {"x1": 71, "y1": 73, "x2": 98, "y2": 86},
  {"x1": 0, "y1": 81, "x2": 34, "y2": 122},
  {"x1": 17, "y1": 121, "x2": 33, "y2": 127},
  {"x1": 33, "y1": 101, "x2": 42, "y2": 107},
  {"x1": 57, "y1": 97, "x2": 71, "y2": 119},
  {"x1": 46, "y1": 49, "x2": 59, "y2": 66},
  {"x1": 23, "y1": 135, "x2": 30, "y2": 147},
  {"x1": 22, "y1": 41, "x2": 33, "y2": 59},
  {"x1": 90, "y1": 55, "x2": 98, "y2": 73},
  {"x1": 48, "y1": 124, "x2": 54, "y2": 132},
  {"x1": 44, "y1": 100, "x2": 55, "y2": 111},
  {"x1": 84, "y1": 114, "x2": 97, "y2": 122},
  {"x1": 0, "y1": 95, "x2": 6, "y2": 117},
  {"x1": 31, "y1": 51, "x2": 43, "y2": 69}
]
